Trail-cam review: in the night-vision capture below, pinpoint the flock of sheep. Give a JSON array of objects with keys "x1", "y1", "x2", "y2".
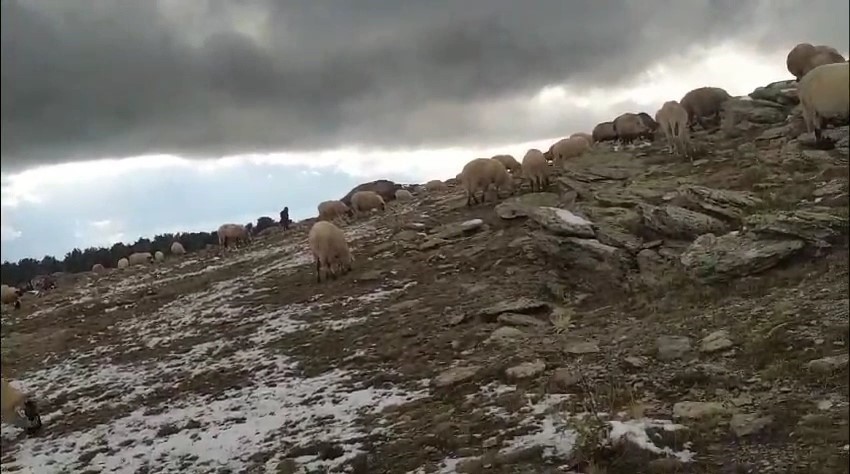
[{"x1": 1, "y1": 41, "x2": 848, "y2": 438}]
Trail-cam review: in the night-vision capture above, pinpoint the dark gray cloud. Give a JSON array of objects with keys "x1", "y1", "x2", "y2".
[{"x1": 2, "y1": 0, "x2": 848, "y2": 171}]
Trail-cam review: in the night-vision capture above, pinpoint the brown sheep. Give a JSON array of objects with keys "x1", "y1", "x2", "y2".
[
  {"x1": 592, "y1": 122, "x2": 618, "y2": 143},
  {"x1": 801, "y1": 46, "x2": 846, "y2": 79},
  {"x1": 680, "y1": 86, "x2": 732, "y2": 130},
  {"x1": 550, "y1": 136, "x2": 590, "y2": 165},
  {"x1": 350, "y1": 190, "x2": 386, "y2": 217},
  {"x1": 612, "y1": 113, "x2": 651, "y2": 144},
  {"x1": 424, "y1": 180, "x2": 448, "y2": 191},
  {"x1": 521, "y1": 149, "x2": 549, "y2": 192},
  {"x1": 491, "y1": 154, "x2": 522, "y2": 174},
  {"x1": 787, "y1": 43, "x2": 817, "y2": 80},
  {"x1": 318, "y1": 200, "x2": 351, "y2": 223}
]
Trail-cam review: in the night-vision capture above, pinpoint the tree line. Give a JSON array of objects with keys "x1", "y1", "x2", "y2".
[{"x1": 1, "y1": 215, "x2": 285, "y2": 287}]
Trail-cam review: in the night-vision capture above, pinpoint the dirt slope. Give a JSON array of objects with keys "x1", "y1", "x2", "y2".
[{"x1": 1, "y1": 97, "x2": 848, "y2": 473}]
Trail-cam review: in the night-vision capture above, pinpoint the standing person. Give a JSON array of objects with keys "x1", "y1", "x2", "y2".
[{"x1": 280, "y1": 207, "x2": 291, "y2": 231}]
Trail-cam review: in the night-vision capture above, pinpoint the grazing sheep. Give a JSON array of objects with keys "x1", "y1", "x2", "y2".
[
  {"x1": 488, "y1": 158, "x2": 514, "y2": 197},
  {"x1": 424, "y1": 180, "x2": 448, "y2": 191},
  {"x1": 1, "y1": 284, "x2": 23, "y2": 310},
  {"x1": 592, "y1": 122, "x2": 618, "y2": 143},
  {"x1": 655, "y1": 100, "x2": 692, "y2": 161},
  {"x1": 128, "y1": 252, "x2": 153, "y2": 266},
  {"x1": 170, "y1": 242, "x2": 186, "y2": 255},
  {"x1": 680, "y1": 86, "x2": 733, "y2": 130},
  {"x1": 154, "y1": 251, "x2": 165, "y2": 262},
  {"x1": 217, "y1": 224, "x2": 251, "y2": 249},
  {"x1": 521, "y1": 148, "x2": 549, "y2": 192},
  {"x1": 636, "y1": 112, "x2": 659, "y2": 136},
  {"x1": 550, "y1": 136, "x2": 590, "y2": 165},
  {"x1": 117, "y1": 258, "x2": 129, "y2": 269},
  {"x1": 91, "y1": 263, "x2": 106, "y2": 273},
  {"x1": 801, "y1": 46, "x2": 846, "y2": 79},
  {"x1": 395, "y1": 189, "x2": 414, "y2": 201},
  {"x1": 307, "y1": 221, "x2": 354, "y2": 283},
  {"x1": 491, "y1": 154, "x2": 522, "y2": 174},
  {"x1": 350, "y1": 190, "x2": 386, "y2": 217},
  {"x1": 1, "y1": 379, "x2": 42, "y2": 433},
  {"x1": 318, "y1": 200, "x2": 351, "y2": 223},
  {"x1": 569, "y1": 132, "x2": 593, "y2": 148},
  {"x1": 797, "y1": 61, "x2": 850, "y2": 145},
  {"x1": 460, "y1": 158, "x2": 513, "y2": 206},
  {"x1": 613, "y1": 113, "x2": 651, "y2": 144},
  {"x1": 787, "y1": 43, "x2": 818, "y2": 80},
  {"x1": 340, "y1": 180, "x2": 400, "y2": 206}
]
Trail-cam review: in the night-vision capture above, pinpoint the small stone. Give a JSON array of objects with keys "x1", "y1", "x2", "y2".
[
  {"x1": 623, "y1": 356, "x2": 647, "y2": 369},
  {"x1": 486, "y1": 327, "x2": 526, "y2": 344},
  {"x1": 483, "y1": 437, "x2": 499, "y2": 448},
  {"x1": 656, "y1": 336, "x2": 692, "y2": 361},
  {"x1": 806, "y1": 354, "x2": 849, "y2": 373},
  {"x1": 816, "y1": 400, "x2": 834, "y2": 411},
  {"x1": 673, "y1": 401, "x2": 728, "y2": 420},
  {"x1": 394, "y1": 230, "x2": 422, "y2": 242},
  {"x1": 730, "y1": 395, "x2": 753, "y2": 407},
  {"x1": 506, "y1": 360, "x2": 546, "y2": 380},
  {"x1": 562, "y1": 341, "x2": 600, "y2": 355},
  {"x1": 460, "y1": 219, "x2": 484, "y2": 232},
  {"x1": 700, "y1": 330, "x2": 734, "y2": 353},
  {"x1": 730, "y1": 413, "x2": 773, "y2": 437},
  {"x1": 497, "y1": 313, "x2": 548, "y2": 328},
  {"x1": 433, "y1": 366, "x2": 482, "y2": 388},
  {"x1": 548, "y1": 368, "x2": 581, "y2": 393},
  {"x1": 527, "y1": 207, "x2": 595, "y2": 238},
  {"x1": 481, "y1": 298, "x2": 550, "y2": 317}
]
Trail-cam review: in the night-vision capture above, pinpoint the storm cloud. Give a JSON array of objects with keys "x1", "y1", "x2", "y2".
[{"x1": 2, "y1": 0, "x2": 848, "y2": 171}]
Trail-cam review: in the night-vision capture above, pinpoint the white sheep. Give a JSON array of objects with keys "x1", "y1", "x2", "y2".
[
  {"x1": 307, "y1": 221, "x2": 354, "y2": 283},
  {"x1": 1, "y1": 378, "x2": 42, "y2": 432},
  {"x1": 170, "y1": 242, "x2": 186, "y2": 255},
  {"x1": 797, "y1": 61, "x2": 850, "y2": 145},
  {"x1": 424, "y1": 180, "x2": 448, "y2": 191},
  {"x1": 655, "y1": 100, "x2": 692, "y2": 160},
  {"x1": 350, "y1": 190, "x2": 386, "y2": 217},
  {"x1": 460, "y1": 158, "x2": 513, "y2": 206},
  {"x1": 154, "y1": 251, "x2": 165, "y2": 262},
  {"x1": 217, "y1": 224, "x2": 251, "y2": 249},
  {"x1": 1, "y1": 284, "x2": 23, "y2": 310},
  {"x1": 550, "y1": 136, "x2": 590, "y2": 166},
  {"x1": 318, "y1": 200, "x2": 351, "y2": 223},
  {"x1": 91, "y1": 263, "x2": 106, "y2": 273},
  {"x1": 521, "y1": 148, "x2": 549, "y2": 192},
  {"x1": 128, "y1": 252, "x2": 153, "y2": 266},
  {"x1": 117, "y1": 258, "x2": 129, "y2": 269},
  {"x1": 395, "y1": 189, "x2": 414, "y2": 201},
  {"x1": 490, "y1": 154, "x2": 522, "y2": 174},
  {"x1": 569, "y1": 132, "x2": 593, "y2": 148}
]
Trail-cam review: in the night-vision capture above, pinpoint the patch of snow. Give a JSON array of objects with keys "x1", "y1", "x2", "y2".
[{"x1": 608, "y1": 418, "x2": 694, "y2": 463}]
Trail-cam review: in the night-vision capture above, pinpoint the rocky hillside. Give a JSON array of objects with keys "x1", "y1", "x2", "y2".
[{"x1": 1, "y1": 84, "x2": 848, "y2": 474}]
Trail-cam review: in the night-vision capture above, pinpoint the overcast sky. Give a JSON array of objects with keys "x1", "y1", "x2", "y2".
[{"x1": 1, "y1": 0, "x2": 848, "y2": 262}]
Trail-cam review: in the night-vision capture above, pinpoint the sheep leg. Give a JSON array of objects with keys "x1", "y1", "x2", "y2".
[{"x1": 315, "y1": 257, "x2": 322, "y2": 283}]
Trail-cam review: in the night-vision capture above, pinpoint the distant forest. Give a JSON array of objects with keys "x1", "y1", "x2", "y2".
[{"x1": 1, "y1": 216, "x2": 283, "y2": 287}]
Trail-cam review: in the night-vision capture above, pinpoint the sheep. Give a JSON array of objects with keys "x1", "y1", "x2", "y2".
[
  {"x1": 91, "y1": 263, "x2": 106, "y2": 273},
  {"x1": 521, "y1": 148, "x2": 549, "y2": 192},
  {"x1": 490, "y1": 154, "x2": 522, "y2": 174},
  {"x1": 1, "y1": 284, "x2": 23, "y2": 310},
  {"x1": 117, "y1": 258, "x2": 129, "y2": 269},
  {"x1": 318, "y1": 200, "x2": 351, "y2": 223},
  {"x1": 127, "y1": 252, "x2": 153, "y2": 266},
  {"x1": 154, "y1": 251, "x2": 165, "y2": 262},
  {"x1": 550, "y1": 136, "x2": 590, "y2": 165},
  {"x1": 350, "y1": 190, "x2": 386, "y2": 217},
  {"x1": 636, "y1": 112, "x2": 659, "y2": 136},
  {"x1": 217, "y1": 224, "x2": 251, "y2": 249},
  {"x1": 797, "y1": 61, "x2": 850, "y2": 145},
  {"x1": 591, "y1": 122, "x2": 618, "y2": 143},
  {"x1": 1, "y1": 379, "x2": 42, "y2": 433},
  {"x1": 801, "y1": 46, "x2": 846, "y2": 79},
  {"x1": 569, "y1": 132, "x2": 593, "y2": 148},
  {"x1": 460, "y1": 158, "x2": 513, "y2": 206},
  {"x1": 424, "y1": 180, "x2": 448, "y2": 191},
  {"x1": 655, "y1": 100, "x2": 692, "y2": 161},
  {"x1": 395, "y1": 189, "x2": 414, "y2": 201},
  {"x1": 170, "y1": 242, "x2": 186, "y2": 255},
  {"x1": 307, "y1": 221, "x2": 354, "y2": 283},
  {"x1": 787, "y1": 43, "x2": 846, "y2": 80},
  {"x1": 613, "y1": 113, "x2": 651, "y2": 144},
  {"x1": 680, "y1": 86, "x2": 732, "y2": 130}
]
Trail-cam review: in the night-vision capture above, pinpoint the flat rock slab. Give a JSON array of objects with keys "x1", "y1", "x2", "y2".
[
  {"x1": 700, "y1": 330, "x2": 735, "y2": 353},
  {"x1": 680, "y1": 233, "x2": 805, "y2": 283},
  {"x1": 528, "y1": 207, "x2": 595, "y2": 238},
  {"x1": 433, "y1": 365, "x2": 482, "y2": 388},
  {"x1": 744, "y1": 209, "x2": 849, "y2": 245},
  {"x1": 656, "y1": 335, "x2": 692, "y2": 361},
  {"x1": 481, "y1": 298, "x2": 550, "y2": 317},
  {"x1": 505, "y1": 360, "x2": 546, "y2": 380},
  {"x1": 495, "y1": 193, "x2": 561, "y2": 219},
  {"x1": 638, "y1": 204, "x2": 728, "y2": 240},
  {"x1": 673, "y1": 401, "x2": 729, "y2": 420}
]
